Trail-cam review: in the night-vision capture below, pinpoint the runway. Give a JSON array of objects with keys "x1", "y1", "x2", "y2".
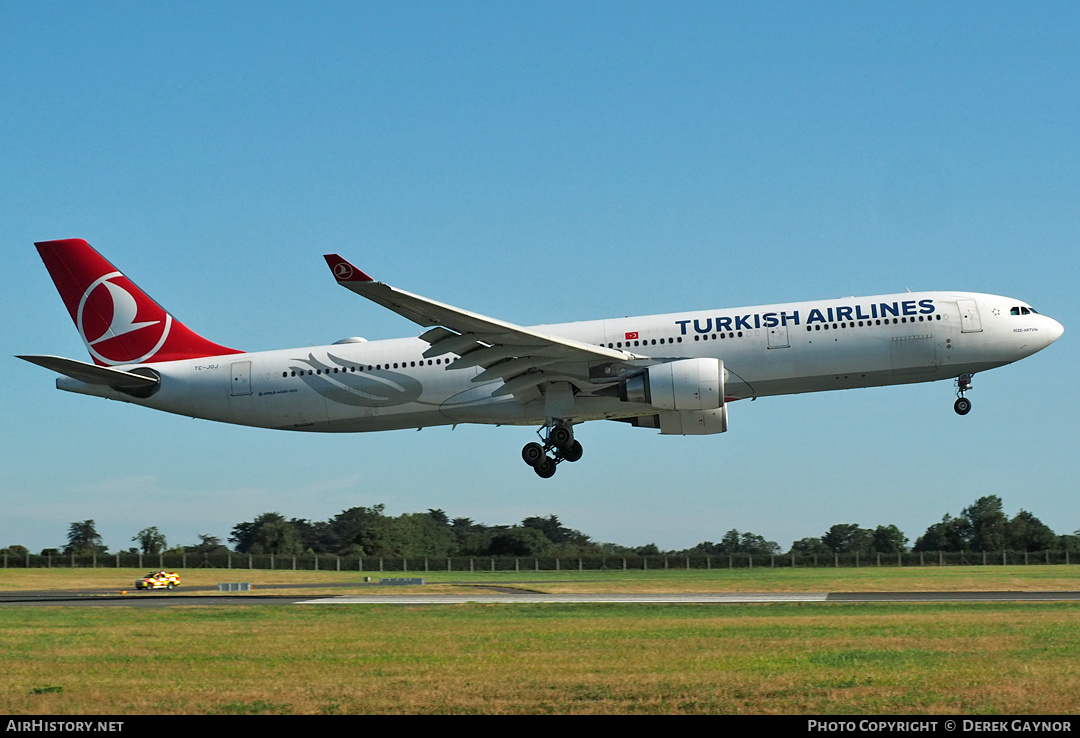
[
  {"x1": 300, "y1": 592, "x2": 830, "y2": 604},
  {"x1": 298, "y1": 591, "x2": 1080, "y2": 605},
  {"x1": 2, "y1": 587, "x2": 1079, "y2": 607}
]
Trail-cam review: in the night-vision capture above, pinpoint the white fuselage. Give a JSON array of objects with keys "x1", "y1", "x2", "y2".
[{"x1": 58, "y1": 291, "x2": 1062, "y2": 433}]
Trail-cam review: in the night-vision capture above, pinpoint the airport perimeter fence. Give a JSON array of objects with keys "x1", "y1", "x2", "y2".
[{"x1": 3, "y1": 549, "x2": 1078, "y2": 571}]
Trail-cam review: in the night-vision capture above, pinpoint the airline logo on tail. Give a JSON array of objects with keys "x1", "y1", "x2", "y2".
[
  {"x1": 36, "y1": 238, "x2": 243, "y2": 366},
  {"x1": 78, "y1": 271, "x2": 173, "y2": 364}
]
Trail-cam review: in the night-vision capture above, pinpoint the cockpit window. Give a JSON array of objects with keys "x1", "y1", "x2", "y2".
[{"x1": 1011, "y1": 307, "x2": 1020, "y2": 315}]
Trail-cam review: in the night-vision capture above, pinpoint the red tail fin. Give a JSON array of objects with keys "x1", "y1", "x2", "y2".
[{"x1": 35, "y1": 239, "x2": 243, "y2": 365}]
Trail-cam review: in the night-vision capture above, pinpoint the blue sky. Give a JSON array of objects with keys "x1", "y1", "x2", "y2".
[{"x1": 3, "y1": 2, "x2": 1077, "y2": 554}]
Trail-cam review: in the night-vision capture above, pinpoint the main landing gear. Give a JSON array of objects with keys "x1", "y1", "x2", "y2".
[
  {"x1": 954, "y1": 374, "x2": 974, "y2": 415},
  {"x1": 521, "y1": 421, "x2": 583, "y2": 479}
]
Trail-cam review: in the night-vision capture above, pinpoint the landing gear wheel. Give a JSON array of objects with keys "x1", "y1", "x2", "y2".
[
  {"x1": 523, "y1": 420, "x2": 581, "y2": 477},
  {"x1": 522, "y1": 442, "x2": 545, "y2": 467},
  {"x1": 562, "y1": 440, "x2": 583, "y2": 463},
  {"x1": 953, "y1": 374, "x2": 974, "y2": 416},
  {"x1": 549, "y1": 424, "x2": 573, "y2": 450},
  {"x1": 533, "y1": 457, "x2": 557, "y2": 478}
]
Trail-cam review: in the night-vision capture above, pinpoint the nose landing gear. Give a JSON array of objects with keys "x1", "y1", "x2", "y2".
[
  {"x1": 521, "y1": 420, "x2": 583, "y2": 478},
  {"x1": 954, "y1": 374, "x2": 974, "y2": 415}
]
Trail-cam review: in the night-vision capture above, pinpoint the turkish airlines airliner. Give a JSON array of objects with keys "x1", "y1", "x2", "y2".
[{"x1": 20, "y1": 239, "x2": 1063, "y2": 478}]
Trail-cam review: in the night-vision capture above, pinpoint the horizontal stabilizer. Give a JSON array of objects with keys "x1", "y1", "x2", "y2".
[{"x1": 17, "y1": 355, "x2": 159, "y2": 389}]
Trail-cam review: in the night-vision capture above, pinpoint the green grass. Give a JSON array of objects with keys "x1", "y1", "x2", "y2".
[
  {"x1": 2, "y1": 563, "x2": 1078, "y2": 593},
  {"x1": 2, "y1": 598, "x2": 1080, "y2": 714},
  {"x1": 2, "y1": 567, "x2": 1079, "y2": 715}
]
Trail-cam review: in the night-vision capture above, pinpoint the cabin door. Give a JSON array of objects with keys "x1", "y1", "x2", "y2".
[
  {"x1": 767, "y1": 323, "x2": 790, "y2": 349},
  {"x1": 957, "y1": 299, "x2": 983, "y2": 333},
  {"x1": 231, "y1": 361, "x2": 252, "y2": 396}
]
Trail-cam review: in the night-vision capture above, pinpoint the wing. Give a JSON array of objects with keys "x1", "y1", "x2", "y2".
[{"x1": 323, "y1": 255, "x2": 646, "y2": 404}]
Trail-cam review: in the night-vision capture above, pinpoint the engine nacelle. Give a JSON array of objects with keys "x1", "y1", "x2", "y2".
[
  {"x1": 620, "y1": 358, "x2": 725, "y2": 411},
  {"x1": 624, "y1": 404, "x2": 729, "y2": 435},
  {"x1": 658, "y1": 406, "x2": 728, "y2": 435}
]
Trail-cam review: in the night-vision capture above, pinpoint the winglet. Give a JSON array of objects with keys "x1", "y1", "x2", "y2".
[{"x1": 323, "y1": 254, "x2": 374, "y2": 283}]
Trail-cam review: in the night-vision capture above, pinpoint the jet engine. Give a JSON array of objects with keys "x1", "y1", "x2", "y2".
[
  {"x1": 619, "y1": 358, "x2": 725, "y2": 411},
  {"x1": 616, "y1": 358, "x2": 728, "y2": 435}
]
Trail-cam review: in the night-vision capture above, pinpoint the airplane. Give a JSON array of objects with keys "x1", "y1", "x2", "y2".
[{"x1": 20, "y1": 238, "x2": 1064, "y2": 478}]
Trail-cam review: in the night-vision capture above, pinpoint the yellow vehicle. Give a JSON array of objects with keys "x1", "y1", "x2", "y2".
[{"x1": 135, "y1": 571, "x2": 180, "y2": 590}]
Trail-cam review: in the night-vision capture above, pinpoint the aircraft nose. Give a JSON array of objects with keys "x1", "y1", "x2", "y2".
[{"x1": 1046, "y1": 317, "x2": 1064, "y2": 345}]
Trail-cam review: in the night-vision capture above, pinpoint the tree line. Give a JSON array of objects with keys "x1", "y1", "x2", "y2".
[{"x1": 3, "y1": 495, "x2": 1077, "y2": 560}]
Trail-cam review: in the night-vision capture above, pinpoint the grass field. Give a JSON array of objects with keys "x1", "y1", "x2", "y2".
[
  {"x1": 2, "y1": 564, "x2": 1079, "y2": 594},
  {"x1": 2, "y1": 567, "x2": 1079, "y2": 715}
]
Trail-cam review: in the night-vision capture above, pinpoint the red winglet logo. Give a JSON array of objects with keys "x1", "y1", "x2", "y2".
[
  {"x1": 36, "y1": 239, "x2": 242, "y2": 365},
  {"x1": 323, "y1": 254, "x2": 374, "y2": 283}
]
